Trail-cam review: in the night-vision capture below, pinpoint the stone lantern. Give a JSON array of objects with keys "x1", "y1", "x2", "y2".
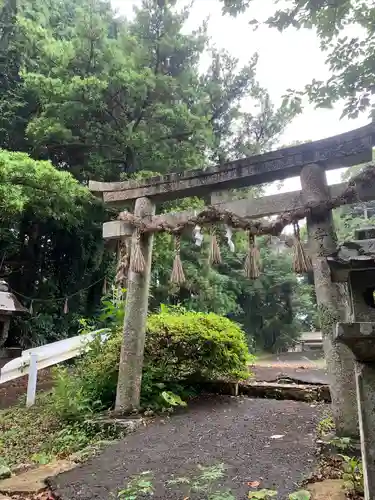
[
  {"x1": 0, "y1": 280, "x2": 28, "y2": 348},
  {"x1": 328, "y1": 227, "x2": 375, "y2": 500}
]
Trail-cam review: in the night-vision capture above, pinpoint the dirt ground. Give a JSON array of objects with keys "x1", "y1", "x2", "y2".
[
  {"x1": 0, "y1": 368, "x2": 53, "y2": 409},
  {"x1": 0, "y1": 350, "x2": 328, "y2": 410},
  {"x1": 255, "y1": 350, "x2": 326, "y2": 367},
  {"x1": 50, "y1": 396, "x2": 325, "y2": 500}
]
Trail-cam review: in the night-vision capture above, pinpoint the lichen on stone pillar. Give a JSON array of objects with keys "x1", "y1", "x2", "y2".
[
  {"x1": 300, "y1": 163, "x2": 358, "y2": 438},
  {"x1": 115, "y1": 196, "x2": 155, "y2": 414}
]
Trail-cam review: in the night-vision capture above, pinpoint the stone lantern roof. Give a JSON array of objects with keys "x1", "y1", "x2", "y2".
[
  {"x1": 0, "y1": 280, "x2": 28, "y2": 315},
  {"x1": 327, "y1": 227, "x2": 375, "y2": 282}
]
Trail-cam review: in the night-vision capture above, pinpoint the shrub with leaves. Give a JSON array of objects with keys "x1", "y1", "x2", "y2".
[
  {"x1": 339, "y1": 455, "x2": 364, "y2": 496},
  {"x1": 51, "y1": 305, "x2": 251, "y2": 419},
  {"x1": 145, "y1": 306, "x2": 251, "y2": 382}
]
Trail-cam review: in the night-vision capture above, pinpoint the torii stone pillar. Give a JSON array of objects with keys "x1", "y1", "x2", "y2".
[
  {"x1": 115, "y1": 197, "x2": 155, "y2": 413},
  {"x1": 300, "y1": 163, "x2": 358, "y2": 437}
]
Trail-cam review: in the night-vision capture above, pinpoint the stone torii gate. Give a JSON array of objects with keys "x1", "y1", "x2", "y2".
[{"x1": 90, "y1": 123, "x2": 375, "y2": 438}]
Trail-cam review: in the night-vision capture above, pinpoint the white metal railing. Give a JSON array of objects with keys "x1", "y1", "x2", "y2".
[{"x1": 0, "y1": 329, "x2": 110, "y2": 407}]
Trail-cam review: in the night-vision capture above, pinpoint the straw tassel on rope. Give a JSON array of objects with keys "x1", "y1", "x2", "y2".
[
  {"x1": 292, "y1": 221, "x2": 312, "y2": 274},
  {"x1": 209, "y1": 226, "x2": 221, "y2": 265},
  {"x1": 170, "y1": 233, "x2": 185, "y2": 285},
  {"x1": 115, "y1": 238, "x2": 130, "y2": 288},
  {"x1": 244, "y1": 232, "x2": 260, "y2": 279},
  {"x1": 130, "y1": 228, "x2": 146, "y2": 274}
]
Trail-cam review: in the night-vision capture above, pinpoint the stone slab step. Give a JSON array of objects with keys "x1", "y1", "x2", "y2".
[{"x1": 0, "y1": 461, "x2": 75, "y2": 495}]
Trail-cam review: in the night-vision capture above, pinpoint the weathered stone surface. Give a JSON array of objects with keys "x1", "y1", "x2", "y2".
[
  {"x1": 0, "y1": 461, "x2": 75, "y2": 494},
  {"x1": 0, "y1": 467, "x2": 10, "y2": 481},
  {"x1": 103, "y1": 180, "x2": 375, "y2": 241},
  {"x1": 300, "y1": 163, "x2": 358, "y2": 438},
  {"x1": 200, "y1": 380, "x2": 331, "y2": 402},
  {"x1": 103, "y1": 219, "x2": 132, "y2": 240},
  {"x1": 354, "y1": 362, "x2": 375, "y2": 499},
  {"x1": 10, "y1": 463, "x2": 35, "y2": 475},
  {"x1": 307, "y1": 479, "x2": 346, "y2": 500},
  {"x1": 355, "y1": 227, "x2": 375, "y2": 240},
  {"x1": 115, "y1": 197, "x2": 155, "y2": 413},
  {"x1": 328, "y1": 240, "x2": 375, "y2": 281},
  {"x1": 239, "y1": 381, "x2": 331, "y2": 402},
  {"x1": 89, "y1": 123, "x2": 375, "y2": 203},
  {"x1": 336, "y1": 323, "x2": 375, "y2": 362},
  {"x1": 335, "y1": 320, "x2": 375, "y2": 499},
  {"x1": 85, "y1": 416, "x2": 144, "y2": 435},
  {"x1": 333, "y1": 248, "x2": 375, "y2": 498}
]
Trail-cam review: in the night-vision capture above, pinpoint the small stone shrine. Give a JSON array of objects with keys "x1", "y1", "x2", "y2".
[
  {"x1": 328, "y1": 227, "x2": 375, "y2": 500},
  {"x1": 0, "y1": 280, "x2": 28, "y2": 348}
]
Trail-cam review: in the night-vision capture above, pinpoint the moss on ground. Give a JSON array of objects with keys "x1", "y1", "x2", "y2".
[{"x1": 0, "y1": 394, "x2": 118, "y2": 468}]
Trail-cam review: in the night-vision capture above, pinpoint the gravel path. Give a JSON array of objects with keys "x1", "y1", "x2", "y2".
[{"x1": 51, "y1": 397, "x2": 325, "y2": 500}]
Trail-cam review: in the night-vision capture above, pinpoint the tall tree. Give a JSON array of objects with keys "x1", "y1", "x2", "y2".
[
  {"x1": 0, "y1": 0, "x2": 35, "y2": 152},
  {"x1": 0, "y1": 0, "x2": 311, "y2": 353},
  {"x1": 220, "y1": 0, "x2": 375, "y2": 118},
  {"x1": 16, "y1": 0, "x2": 212, "y2": 181},
  {"x1": 0, "y1": 150, "x2": 107, "y2": 346}
]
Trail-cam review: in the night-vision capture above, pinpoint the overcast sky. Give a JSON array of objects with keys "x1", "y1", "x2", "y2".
[{"x1": 111, "y1": 0, "x2": 368, "y2": 192}]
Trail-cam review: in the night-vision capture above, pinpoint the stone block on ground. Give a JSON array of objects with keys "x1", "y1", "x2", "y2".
[
  {"x1": 0, "y1": 460, "x2": 76, "y2": 494},
  {"x1": 84, "y1": 416, "x2": 144, "y2": 436},
  {"x1": 239, "y1": 381, "x2": 331, "y2": 403},
  {"x1": 307, "y1": 479, "x2": 346, "y2": 500},
  {"x1": 0, "y1": 467, "x2": 11, "y2": 481}
]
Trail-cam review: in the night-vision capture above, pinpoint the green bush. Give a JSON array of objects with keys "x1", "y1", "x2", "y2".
[
  {"x1": 51, "y1": 307, "x2": 251, "y2": 420},
  {"x1": 145, "y1": 308, "x2": 250, "y2": 382}
]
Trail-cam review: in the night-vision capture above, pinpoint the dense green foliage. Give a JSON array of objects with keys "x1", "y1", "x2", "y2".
[
  {"x1": 0, "y1": 149, "x2": 91, "y2": 218},
  {"x1": 221, "y1": 0, "x2": 375, "y2": 118},
  {"x1": 0, "y1": 393, "x2": 129, "y2": 468},
  {"x1": 334, "y1": 163, "x2": 375, "y2": 243},
  {"x1": 152, "y1": 234, "x2": 317, "y2": 351},
  {"x1": 52, "y1": 306, "x2": 251, "y2": 420},
  {"x1": 0, "y1": 150, "x2": 107, "y2": 346},
  {"x1": 0, "y1": 0, "x2": 315, "y2": 351},
  {"x1": 145, "y1": 307, "x2": 251, "y2": 380}
]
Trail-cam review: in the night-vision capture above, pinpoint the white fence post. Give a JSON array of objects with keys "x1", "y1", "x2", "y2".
[
  {"x1": 26, "y1": 353, "x2": 38, "y2": 407},
  {"x1": 0, "y1": 329, "x2": 110, "y2": 407}
]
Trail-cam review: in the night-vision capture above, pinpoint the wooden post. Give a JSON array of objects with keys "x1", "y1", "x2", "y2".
[
  {"x1": 115, "y1": 197, "x2": 155, "y2": 414},
  {"x1": 300, "y1": 163, "x2": 358, "y2": 437}
]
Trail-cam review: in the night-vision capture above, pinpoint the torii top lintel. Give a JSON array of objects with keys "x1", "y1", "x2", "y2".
[{"x1": 89, "y1": 123, "x2": 375, "y2": 205}]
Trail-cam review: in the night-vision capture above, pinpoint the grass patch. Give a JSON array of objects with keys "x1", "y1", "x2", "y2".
[{"x1": 0, "y1": 393, "x2": 120, "y2": 469}]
